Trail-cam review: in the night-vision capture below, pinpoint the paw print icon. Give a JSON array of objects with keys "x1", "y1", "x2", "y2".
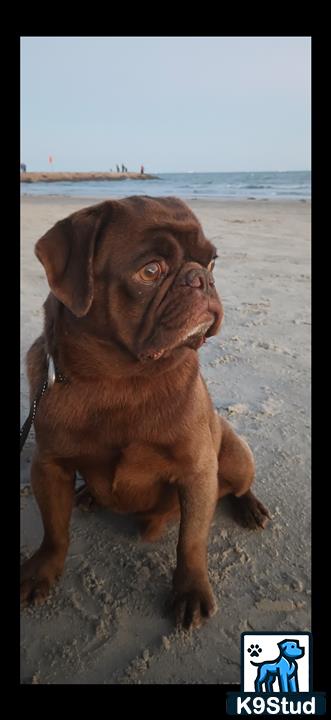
[{"x1": 247, "y1": 644, "x2": 262, "y2": 658}]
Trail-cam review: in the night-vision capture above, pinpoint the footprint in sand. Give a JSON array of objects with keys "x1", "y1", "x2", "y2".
[
  {"x1": 227, "y1": 403, "x2": 249, "y2": 416},
  {"x1": 256, "y1": 341, "x2": 293, "y2": 356},
  {"x1": 260, "y1": 397, "x2": 283, "y2": 416},
  {"x1": 238, "y1": 301, "x2": 271, "y2": 317}
]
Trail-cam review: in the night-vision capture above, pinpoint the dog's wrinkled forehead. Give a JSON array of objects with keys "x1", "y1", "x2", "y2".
[
  {"x1": 99, "y1": 195, "x2": 216, "y2": 267},
  {"x1": 35, "y1": 195, "x2": 217, "y2": 319},
  {"x1": 116, "y1": 195, "x2": 199, "y2": 225}
]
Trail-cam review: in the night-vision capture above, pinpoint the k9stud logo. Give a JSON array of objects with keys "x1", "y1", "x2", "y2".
[{"x1": 226, "y1": 632, "x2": 326, "y2": 716}]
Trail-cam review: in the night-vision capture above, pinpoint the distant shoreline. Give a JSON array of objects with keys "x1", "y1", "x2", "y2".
[{"x1": 20, "y1": 171, "x2": 159, "y2": 183}]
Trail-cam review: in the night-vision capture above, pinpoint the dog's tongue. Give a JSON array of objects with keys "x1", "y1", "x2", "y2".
[
  {"x1": 146, "y1": 350, "x2": 164, "y2": 360},
  {"x1": 140, "y1": 349, "x2": 165, "y2": 361},
  {"x1": 186, "y1": 334, "x2": 207, "y2": 350}
]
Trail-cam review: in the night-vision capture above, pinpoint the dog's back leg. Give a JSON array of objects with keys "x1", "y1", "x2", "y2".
[
  {"x1": 254, "y1": 664, "x2": 270, "y2": 693},
  {"x1": 217, "y1": 417, "x2": 271, "y2": 529},
  {"x1": 266, "y1": 676, "x2": 276, "y2": 692}
]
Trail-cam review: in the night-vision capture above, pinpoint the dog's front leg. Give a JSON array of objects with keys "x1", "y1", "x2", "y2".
[
  {"x1": 20, "y1": 450, "x2": 75, "y2": 605},
  {"x1": 288, "y1": 676, "x2": 298, "y2": 692},
  {"x1": 173, "y1": 450, "x2": 218, "y2": 629},
  {"x1": 279, "y1": 674, "x2": 289, "y2": 692}
]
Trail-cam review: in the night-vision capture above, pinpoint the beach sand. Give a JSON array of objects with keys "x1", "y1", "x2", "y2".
[{"x1": 20, "y1": 196, "x2": 311, "y2": 685}]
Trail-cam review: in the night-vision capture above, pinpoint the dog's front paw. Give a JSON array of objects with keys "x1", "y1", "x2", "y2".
[
  {"x1": 173, "y1": 573, "x2": 217, "y2": 630},
  {"x1": 20, "y1": 548, "x2": 65, "y2": 606}
]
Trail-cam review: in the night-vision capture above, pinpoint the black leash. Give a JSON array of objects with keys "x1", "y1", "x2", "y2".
[{"x1": 20, "y1": 354, "x2": 67, "y2": 453}]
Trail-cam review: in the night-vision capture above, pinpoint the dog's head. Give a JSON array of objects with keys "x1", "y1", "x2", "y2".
[
  {"x1": 35, "y1": 196, "x2": 223, "y2": 369},
  {"x1": 278, "y1": 640, "x2": 305, "y2": 659}
]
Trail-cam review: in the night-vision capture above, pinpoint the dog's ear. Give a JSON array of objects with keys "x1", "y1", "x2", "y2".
[
  {"x1": 278, "y1": 641, "x2": 286, "y2": 650},
  {"x1": 35, "y1": 206, "x2": 106, "y2": 317}
]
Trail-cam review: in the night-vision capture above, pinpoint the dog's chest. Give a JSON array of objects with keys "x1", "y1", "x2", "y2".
[
  {"x1": 77, "y1": 441, "x2": 174, "y2": 513},
  {"x1": 39, "y1": 384, "x2": 180, "y2": 458}
]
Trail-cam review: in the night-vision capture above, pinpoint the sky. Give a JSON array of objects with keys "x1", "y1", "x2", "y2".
[{"x1": 20, "y1": 36, "x2": 311, "y2": 173}]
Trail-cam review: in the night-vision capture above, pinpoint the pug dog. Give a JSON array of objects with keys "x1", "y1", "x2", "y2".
[{"x1": 21, "y1": 196, "x2": 270, "y2": 629}]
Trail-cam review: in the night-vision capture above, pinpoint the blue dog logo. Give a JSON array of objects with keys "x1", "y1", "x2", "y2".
[{"x1": 250, "y1": 638, "x2": 305, "y2": 693}]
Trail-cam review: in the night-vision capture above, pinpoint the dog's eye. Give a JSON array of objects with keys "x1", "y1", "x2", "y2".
[{"x1": 138, "y1": 262, "x2": 162, "y2": 283}]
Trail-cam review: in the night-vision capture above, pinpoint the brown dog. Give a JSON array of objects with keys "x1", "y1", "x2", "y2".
[{"x1": 21, "y1": 196, "x2": 270, "y2": 629}]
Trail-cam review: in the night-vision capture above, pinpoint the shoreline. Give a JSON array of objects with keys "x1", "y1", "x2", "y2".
[
  {"x1": 21, "y1": 171, "x2": 158, "y2": 183},
  {"x1": 20, "y1": 194, "x2": 310, "y2": 206}
]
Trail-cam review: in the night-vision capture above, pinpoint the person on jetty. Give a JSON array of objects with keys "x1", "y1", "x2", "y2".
[
  {"x1": 21, "y1": 163, "x2": 27, "y2": 173},
  {"x1": 116, "y1": 164, "x2": 120, "y2": 173},
  {"x1": 140, "y1": 165, "x2": 144, "y2": 175}
]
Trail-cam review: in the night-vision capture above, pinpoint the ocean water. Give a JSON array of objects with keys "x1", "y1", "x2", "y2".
[{"x1": 21, "y1": 171, "x2": 311, "y2": 200}]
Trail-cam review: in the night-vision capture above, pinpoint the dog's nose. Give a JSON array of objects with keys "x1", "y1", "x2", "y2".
[
  {"x1": 186, "y1": 269, "x2": 205, "y2": 288},
  {"x1": 185, "y1": 268, "x2": 214, "y2": 291}
]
